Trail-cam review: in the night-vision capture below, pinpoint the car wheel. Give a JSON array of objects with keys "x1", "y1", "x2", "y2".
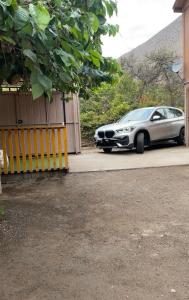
[
  {"x1": 136, "y1": 132, "x2": 145, "y2": 154},
  {"x1": 103, "y1": 148, "x2": 112, "y2": 153},
  {"x1": 177, "y1": 127, "x2": 185, "y2": 145}
]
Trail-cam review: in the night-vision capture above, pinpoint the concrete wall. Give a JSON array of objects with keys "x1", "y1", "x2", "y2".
[
  {"x1": 183, "y1": 1, "x2": 189, "y2": 82},
  {"x1": 180, "y1": 0, "x2": 189, "y2": 145},
  {"x1": 174, "y1": 0, "x2": 189, "y2": 145}
]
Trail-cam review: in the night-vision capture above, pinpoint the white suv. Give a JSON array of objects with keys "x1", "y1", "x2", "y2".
[{"x1": 94, "y1": 106, "x2": 185, "y2": 154}]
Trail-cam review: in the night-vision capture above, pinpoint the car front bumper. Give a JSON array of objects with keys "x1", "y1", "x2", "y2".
[{"x1": 95, "y1": 135, "x2": 134, "y2": 149}]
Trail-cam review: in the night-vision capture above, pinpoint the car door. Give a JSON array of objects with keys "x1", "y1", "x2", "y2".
[
  {"x1": 165, "y1": 108, "x2": 183, "y2": 138},
  {"x1": 148, "y1": 108, "x2": 171, "y2": 141}
]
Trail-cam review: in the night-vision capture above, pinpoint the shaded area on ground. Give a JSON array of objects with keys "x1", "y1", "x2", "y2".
[{"x1": 1, "y1": 167, "x2": 189, "y2": 299}]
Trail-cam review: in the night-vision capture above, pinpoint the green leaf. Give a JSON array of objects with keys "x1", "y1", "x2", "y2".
[
  {"x1": 11, "y1": 0, "x2": 17, "y2": 9},
  {"x1": 53, "y1": 0, "x2": 61, "y2": 7},
  {"x1": 107, "y1": 24, "x2": 119, "y2": 37},
  {"x1": 0, "y1": 0, "x2": 12, "y2": 7},
  {"x1": 103, "y1": 0, "x2": 117, "y2": 16},
  {"x1": 0, "y1": 207, "x2": 5, "y2": 216},
  {"x1": 23, "y1": 49, "x2": 37, "y2": 63},
  {"x1": 91, "y1": 56, "x2": 100, "y2": 68},
  {"x1": 88, "y1": 49, "x2": 101, "y2": 67},
  {"x1": 83, "y1": 30, "x2": 89, "y2": 42},
  {"x1": 103, "y1": 0, "x2": 113, "y2": 17},
  {"x1": 32, "y1": 83, "x2": 44, "y2": 100},
  {"x1": 88, "y1": 0, "x2": 96, "y2": 8},
  {"x1": 61, "y1": 40, "x2": 72, "y2": 52},
  {"x1": 88, "y1": 13, "x2": 99, "y2": 33},
  {"x1": 31, "y1": 69, "x2": 52, "y2": 90},
  {"x1": 5, "y1": 16, "x2": 14, "y2": 29},
  {"x1": 0, "y1": 35, "x2": 15, "y2": 44},
  {"x1": 15, "y1": 6, "x2": 29, "y2": 23},
  {"x1": 29, "y1": 4, "x2": 51, "y2": 31},
  {"x1": 89, "y1": 49, "x2": 101, "y2": 60},
  {"x1": 14, "y1": 6, "x2": 29, "y2": 29},
  {"x1": 38, "y1": 73, "x2": 52, "y2": 90},
  {"x1": 45, "y1": 90, "x2": 52, "y2": 102},
  {"x1": 55, "y1": 49, "x2": 76, "y2": 67},
  {"x1": 70, "y1": 24, "x2": 82, "y2": 40},
  {"x1": 21, "y1": 23, "x2": 33, "y2": 35}
]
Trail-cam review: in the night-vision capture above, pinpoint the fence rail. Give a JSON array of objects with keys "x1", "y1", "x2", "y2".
[{"x1": 0, "y1": 124, "x2": 69, "y2": 174}]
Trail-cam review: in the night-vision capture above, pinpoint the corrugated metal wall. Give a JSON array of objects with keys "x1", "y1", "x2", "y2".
[{"x1": 0, "y1": 92, "x2": 81, "y2": 154}]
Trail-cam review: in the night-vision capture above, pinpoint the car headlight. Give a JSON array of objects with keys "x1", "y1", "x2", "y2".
[{"x1": 116, "y1": 127, "x2": 135, "y2": 134}]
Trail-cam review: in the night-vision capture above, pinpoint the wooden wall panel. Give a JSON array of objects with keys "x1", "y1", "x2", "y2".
[
  {"x1": 0, "y1": 94, "x2": 16, "y2": 126},
  {"x1": 16, "y1": 94, "x2": 47, "y2": 124},
  {"x1": 46, "y1": 93, "x2": 64, "y2": 124}
]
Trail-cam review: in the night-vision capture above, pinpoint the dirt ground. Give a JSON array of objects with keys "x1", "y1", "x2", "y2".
[{"x1": 1, "y1": 167, "x2": 189, "y2": 300}]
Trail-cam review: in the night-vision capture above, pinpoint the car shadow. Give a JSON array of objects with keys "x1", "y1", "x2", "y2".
[{"x1": 98, "y1": 141, "x2": 183, "y2": 155}]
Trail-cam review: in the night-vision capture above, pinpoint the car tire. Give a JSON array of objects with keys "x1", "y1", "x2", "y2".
[
  {"x1": 177, "y1": 127, "x2": 185, "y2": 145},
  {"x1": 136, "y1": 132, "x2": 145, "y2": 154},
  {"x1": 103, "y1": 148, "x2": 112, "y2": 153}
]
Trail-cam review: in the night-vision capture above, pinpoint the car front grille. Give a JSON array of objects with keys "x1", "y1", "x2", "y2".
[
  {"x1": 98, "y1": 131, "x2": 105, "y2": 138},
  {"x1": 105, "y1": 131, "x2": 115, "y2": 138},
  {"x1": 98, "y1": 130, "x2": 115, "y2": 139}
]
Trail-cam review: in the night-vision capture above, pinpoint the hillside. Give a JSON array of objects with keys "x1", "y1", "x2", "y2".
[{"x1": 120, "y1": 17, "x2": 182, "y2": 62}]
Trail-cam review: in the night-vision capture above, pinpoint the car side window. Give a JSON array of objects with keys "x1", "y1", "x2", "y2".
[
  {"x1": 173, "y1": 109, "x2": 183, "y2": 117},
  {"x1": 166, "y1": 108, "x2": 181, "y2": 119},
  {"x1": 153, "y1": 109, "x2": 167, "y2": 120}
]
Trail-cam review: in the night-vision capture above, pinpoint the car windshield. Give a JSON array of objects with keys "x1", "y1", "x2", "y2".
[{"x1": 119, "y1": 108, "x2": 154, "y2": 124}]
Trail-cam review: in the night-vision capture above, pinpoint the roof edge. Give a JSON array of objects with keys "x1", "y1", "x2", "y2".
[
  {"x1": 173, "y1": 0, "x2": 186, "y2": 12},
  {"x1": 173, "y1": 7, "x2": 182, "y2": 12}
]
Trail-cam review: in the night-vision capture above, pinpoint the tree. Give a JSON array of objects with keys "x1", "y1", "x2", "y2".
[
  {"x1": 121, "y1": 50, "x2": 183, "y2": 106},
  {"x1": 146, "y1": 51, "x2": 183, "y2": 106},
  {"x1": 0, "y1": 0, "x2": 120, "y2": 100},
  {"x1": 80, "y1": 73, "x2": 139, "y2": 141}
]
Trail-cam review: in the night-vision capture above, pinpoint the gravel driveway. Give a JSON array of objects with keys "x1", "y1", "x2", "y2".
[{"x1": 1, "y1": 167, "x2": 189, "y2": 299}]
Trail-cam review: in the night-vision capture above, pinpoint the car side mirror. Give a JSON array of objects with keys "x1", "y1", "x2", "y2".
[{"x1": 151, "y1": 115, "x2": 161, "y2": 122}]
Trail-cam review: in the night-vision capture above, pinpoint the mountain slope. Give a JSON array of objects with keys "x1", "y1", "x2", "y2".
[{"x1": 120, "y1": 17, "x2": 182, "y2": 62}]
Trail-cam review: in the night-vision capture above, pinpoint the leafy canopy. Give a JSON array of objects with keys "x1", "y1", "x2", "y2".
[{"x1": 0, "y1": 0, "x2": 119, "y2": 100}]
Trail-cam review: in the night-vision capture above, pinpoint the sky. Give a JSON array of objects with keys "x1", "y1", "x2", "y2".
[{"x1": 102, "y1": 0, "x2": 181, "y2": 58}]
